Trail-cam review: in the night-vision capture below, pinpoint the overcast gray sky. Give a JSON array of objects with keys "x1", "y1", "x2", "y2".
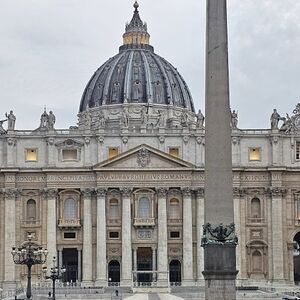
[{"x1": 0, "y1": 0, "x2": 299, "y2": 130}]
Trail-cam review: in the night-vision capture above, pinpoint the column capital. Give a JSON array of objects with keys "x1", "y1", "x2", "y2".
[
  {"x1": 157, "y1": 187, "x2": 168, "y2": 197},
  {"x1": 81, "y1": 188, "x2": 94, "y2": 198},
  {"x1": 120, "y1": 187, "x2": 132, "y2": 197},
  {"x1": 2, "y1": 188, "x2": 20, "y2": 199},
  {"x1": 268, "y1": 187, "x2": 287, "y2": 197},
  {"x1": 44, "y1": 188, "x2": 58, "y2": 199},
  {"x1": 233, "y1": 187, "x2": 247, "y2": 197},
  {"x1": 96, "y1": 188, "x2": 107, "y2": 197},
  {"x1": 182, "y1": 187, "x2": 192, "y2": 197},
  {"x1": 195, "y1": 188, "x2": 205, "y2": 198}
]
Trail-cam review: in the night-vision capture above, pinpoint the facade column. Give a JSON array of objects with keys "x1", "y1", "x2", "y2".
[
  {"x1": 196, "y1": 188, "x2": 204, "y2": 284},
  {"x1": 270, "y1": 187, "x2": 285, "y2": 281},
  {"x1": 96, "y1": 188, "x2": 107, "y2": 286},
  {"x1": 182, "y1": 187, "x2": 193, "y2": 285},
  {"x1": 121, "y1": 188, "x2": 132, "y2": 286},
  {"x1": 58, "y1": 249, "x2": 63, "y2": 270},
  {"x1": 84, "y1": 137, "x2": 92, "y2": 166},
  {"x1": 82, "y1": 188, "x2": 93, "y2": 285},
  {"x1": 233, "y1": 188, "x2": 242, "y2": 281},
  {"x1": 152, "y1": 247, "x2": 157, "y2": 282},
  {"x1": 157, "y1": 188, "x2": 168, "y2": 286},
  {"x1": 46, "y1": 189, "x2": 57, "y2": 270},
  {"x1": 78, "y1": 249, "x2": 82, "y2": 282},
  {"x1": 3, "y1": 189, "x2": 17, "y2": 289}
]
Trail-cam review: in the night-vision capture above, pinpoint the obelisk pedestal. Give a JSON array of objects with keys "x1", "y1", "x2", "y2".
[{"x1": 202, "y1": 0, "x2": 238, "y2": 299}]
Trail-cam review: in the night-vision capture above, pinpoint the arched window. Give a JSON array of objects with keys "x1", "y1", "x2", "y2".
[
  {"x1": 169, "y1": 198, "x2": 180, "y2": 219},
  {"x1": 64, "y1": 198, "x2": 77, "y2": 220},
  {"x1": 109, "y1": 199, "x2": 119, "y2": 219},
  {"x1": 139, "y1": 197, "x2": 150, "y2": 218},
  {"x1": 251, "y1": 198, "x2": 261, "y2": 219},
  {"x1": 27, "y1": 199, "x2": 36, "y2": 220},
  {"x1": 252, "y1": 250, "x2": 263, "y2": 272},
  {"x1": 169, "y1": 260, "x2": 181, "y2": 283}
]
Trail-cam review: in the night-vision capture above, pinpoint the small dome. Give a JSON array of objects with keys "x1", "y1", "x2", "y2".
[{"x1": 79, "y1": 3, "x2": 195, "y2": 113}]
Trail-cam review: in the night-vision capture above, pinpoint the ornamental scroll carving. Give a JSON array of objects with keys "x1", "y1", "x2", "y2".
[
  {"x1": 201, "y1": 223, "x2": 238, "y2": 246},
  {"x1": 81, "y1": 188, "x2": 94, "y2": 198}
]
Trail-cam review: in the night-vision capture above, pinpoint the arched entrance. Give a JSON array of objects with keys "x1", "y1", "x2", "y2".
[
  {"x1": 294, "y1": 232, "x2": 300, "y2": 283},
  {"x1": 108, "y1": 260, "x2": 120, "y2": 283},
  {"x1": 169, "y1": 260, "x2": 181, "y2": 283}
]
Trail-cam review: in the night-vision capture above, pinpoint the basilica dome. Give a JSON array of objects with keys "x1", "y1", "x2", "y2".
[{"x1": 79, "y1": 2, "x2": 195, "y2": 113}]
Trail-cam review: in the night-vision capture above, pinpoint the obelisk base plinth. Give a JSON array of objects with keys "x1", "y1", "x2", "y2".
[{"x1": 203, "y1": 245, "x2": 238, "y2": 300}]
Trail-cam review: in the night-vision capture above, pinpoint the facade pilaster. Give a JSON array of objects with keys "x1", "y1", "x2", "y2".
[
  {"x1": 96, "y1": 188, "x2": 107, "y2": 286},
  {"x1": 3, "y1": 189, "x2": 18, "y2": 287},
  {"x1": 81, "y1": 188, "x2": 94, "y2": 285},
  {"x1": 6, "y1": 138, "x2": 16, "y2": 167},
  {"x1": 46, "y1": 137, "x2": 55, "y2": 166},
  {"x1": 157, "y1": 188, "x2": 168, "y2": 286},
  {"x1": 78, "y1": 248, "x2": 82, "y2": 282},
  {"x1": 84, "y1": 137, "x2": 92, "y2": 166},
  {"x1": 182, "y1": 187, "x2": 193, "y2": 285},
  {"x1": 120, "y1": 187, "x2": 132, "y2": 286},
  {"x1": 196, "y1": 188, "x2": 204, "y2": 283},
  {"x1": 45, "y1": 188, "x2": 58, "y2": 270},
  {"x1": 270, "y1": 187, "x2": 286, "y2": 281},
  {"x1": 239, "y1": 189, "x2": 247, "y2": 280}
]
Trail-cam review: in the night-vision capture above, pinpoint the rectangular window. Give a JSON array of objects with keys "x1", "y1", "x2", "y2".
[
  {"x1": 170, "y1": 231, "x2": 180, "y2": 239},
  {"x1": 249, "y1": 148, "x2": 261, "y2": 161},
  {"x1": 169, "y1": 147, "x2": 179, "y2": 158},
  {"x1": 296, "y1": 142, "x2": 300, "y2": 160},
  {"x1": 109, "y1": 147, "x2": 119, "y2": 159},
  {"x1": 64, "y1": 232, "x2": 76, "y2": 239},
  {"x1": 109, "y1": 231, "x2": 119, "y2": 239},
  {"x1": 25, "y1": 149, "x2": 38, "y2": 162},
  {"x1": 62, "y1": 149, "x2": 78, "y2": 161}
]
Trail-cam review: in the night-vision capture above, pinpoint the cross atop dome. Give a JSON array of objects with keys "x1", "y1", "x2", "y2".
[{"x1": 123, "y1": 1, "x2": 150, "y2": 46}]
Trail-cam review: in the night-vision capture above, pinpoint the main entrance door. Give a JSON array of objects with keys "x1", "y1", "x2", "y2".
[
  {"x1": 294, "y1": 232, "x2": 300, "y2": 283},
  {"x1": 137, "y1": 247, "x2": 152, "y2": 282},
  {"x1": 169, "y1": 260, "x2": 181, "y2": 283},
  {"x1": 62, "y1": 248, "x2": 78, "y2": 282}
]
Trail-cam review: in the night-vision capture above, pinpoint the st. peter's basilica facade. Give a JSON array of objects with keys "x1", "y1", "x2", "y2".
[{"x1": 1, "y1": 1, "x2": 300, "y2": 292}]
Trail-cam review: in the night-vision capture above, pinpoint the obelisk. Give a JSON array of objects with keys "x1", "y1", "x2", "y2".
[{"x1": 202, "y1": 0, "x2": 238, "y2": 299}]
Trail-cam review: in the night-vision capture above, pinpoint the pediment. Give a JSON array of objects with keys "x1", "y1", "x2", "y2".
[{"x1": 93, "y1": 144, "x2": 194, "y2": 170}]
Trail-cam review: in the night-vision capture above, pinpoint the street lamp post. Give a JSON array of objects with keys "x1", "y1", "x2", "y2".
[
  {"x1": 11, "y1": 233, "x2": 48, "y2": 300},
  {"x1": 42, "y1": 256, "x2": 66, "y2": 300}
]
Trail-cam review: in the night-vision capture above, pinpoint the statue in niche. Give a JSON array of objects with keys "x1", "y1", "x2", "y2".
[
  {"x1": 181, "y1": 110, "x2": 189, "y2": 127},
  {"x1": 121, "y1": 108, "x2": 129, "y2": 128},
  {"x1": 48, "y1": 111, "x2": 56, "y2": 130},
  {"x1": 140, "y1": 106, "x2": 148, "y2": 126},
  {"x1": 5, "y1": 110, "x2": 16, "y2": 130},
  {"x1": 231, "y1": 110, "x2": 238, "y2": 129},
  {"x1": 133, "y1": 80, "x2": 142, "y2": 101},
  {"x1": 0, "y1": 119, "x2": 7, "y2": 135},
  {"x1": 196, "y1": 109, "x2": 205, "y2": 128},
  {"x1": 99, "y1": 110, "x2": 106, "y2": 128},
  {"x1": 157, "y1": 110, "x2": 166, "y2": 128},
  {"x1": 270, "y1": 109, "x2": 281, "y2": 129},
  {"x1": 112, "y1": 82, "x2": 121, "y2": 103},
  {"x1": 153, "y1": 81, "x2": 163, "y2": 103}
]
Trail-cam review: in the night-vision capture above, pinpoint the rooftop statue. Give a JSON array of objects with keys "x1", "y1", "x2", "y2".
[
  {"x1": 5, "y1": 110, "x2": 16, "y2": 130},
  {"x1": 0, "y1": 119, "x2": 7, "y2": 135},
  {"x1": 270, "y1": 109, "x2": 281, "y2": 130},
  {"x1": 196, "y1": 109, "x2": 205, "y2": 128},
  {"x1": 231, "y1": 110, "x2": 238, "y2": 129},
  {"x1": 37, "y1": 109, "x2": 56, "y2": 130}
]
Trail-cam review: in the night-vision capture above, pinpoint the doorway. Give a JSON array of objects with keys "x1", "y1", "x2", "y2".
[
  {"x1": 169, "y1": 260, "x2": 181, "y2": 283},
  {"x1": 62, "y1": 248, "x2": 78, "y2": 282},
  {"x1": 108, "y1": 260, "x2": 120, "y2": 283},
  {"x1": 137, "y1": 247, "x2": 152, "y2": 282}
]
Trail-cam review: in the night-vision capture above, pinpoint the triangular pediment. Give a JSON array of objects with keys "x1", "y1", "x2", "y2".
[{"x1": 93, "y1": 144, "x2": 194, "y2": 170}]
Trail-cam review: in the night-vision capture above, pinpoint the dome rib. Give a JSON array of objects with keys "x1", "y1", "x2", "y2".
[{"x1": 141, "y1": 51, "x2": 153, "y2": 103}]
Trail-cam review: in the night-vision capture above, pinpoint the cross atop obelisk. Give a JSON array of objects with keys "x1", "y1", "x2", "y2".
[{"x1": 202, "y1": 0, "x2": 238, "y2": 299}]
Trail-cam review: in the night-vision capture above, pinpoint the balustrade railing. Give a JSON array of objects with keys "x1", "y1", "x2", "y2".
[{"x1": 133, "y1": 218, "x2": 155, "y2": 227}]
